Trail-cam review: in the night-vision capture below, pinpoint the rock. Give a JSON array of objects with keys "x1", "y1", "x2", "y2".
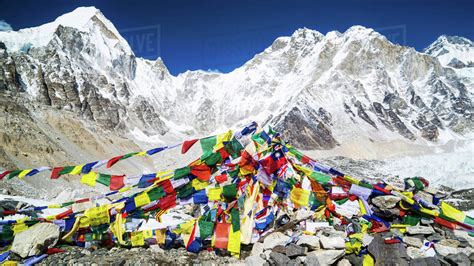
[
  {"x1": 287, "y1": 258, "x2": 302, "y2": 266},
  {"x1": 371, "y1": 195, "x2": 401, "y2": 209},
  {"x1": 337, "y1": 258, "x2": 351, "y2": 266},
  {"x1": 403, "y1": 236, "x2": 423, "y2": 248},
  {"x1": 434, "y1": 243, "x2": 459, "y2": 257},
  {"x1": 444, "y1": 253, "x2": 470, "y2": 265},
  {"x1": 296, "y1": 235, "x2": 320, "y2": 250},
  {"x1": 286, "y1": 243, "x2": 306, "y2": 258},
  {"x1": 245, "y1": 255, "x2": 266, "y2": 266},
  {"x1": 251, "y1": 242, "x2": 264, "y2": 256},
  {"x1": 263, "y1": 250, "x2": 272, "y2": 260},
  {"x1": 269, "y1": 251, "x2": 290, "y2": 266},
  {"x1": 149, "y1": 245, "x2": 164, "y2": 254},
  {"x1": 319, "y1": 235, "x2": 345, "y2": 249},
  {"x1": 272, "y1": 245, "x2": 287, "y2": 254},
  {"x1": 427, "y1": 233, "x2": 444, "y2": 242},
  {"x1": 306, "y1": 249, "x2": 345, "y2": 265},
  {"x1": 407, "y1": 247, "x2": 426, "y2": 260},
  {"x1": 11, "y1": 223, "x2": 60, "y2": 258},
  {"x1": 345, "y1": 253, "x2": 364, "y2": 265},
  {"x1": 420, "y1": 218, "x2": 434, "y2": 225},
  {"x1": 409, "y1": 257, "x2": 441, "y2": 266},
  {"x1": 367, "y1": 235, "x2": 409, "y2": 265},
  {"x1": 295, "y1": 209, "x2": 314, "y2": 220},
  {"x1": 438, "y1": 239, "x2": 460, "y2": 248},
  {"x1": 81, "y1": 249, "x2": 91, "y2": 256},
  {"x1": 406, "y1": 226, "x2": 435, "y2": 235},
  {"x1": 263, "y1": 232, "x2": 290, "y2": 250}
]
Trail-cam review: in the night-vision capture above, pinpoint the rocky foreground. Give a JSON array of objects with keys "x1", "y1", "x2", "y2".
[{"x1": 0, "y1": 188, "x2": 473, "y2": 266}]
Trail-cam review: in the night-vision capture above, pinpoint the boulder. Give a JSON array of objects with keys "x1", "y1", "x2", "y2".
[
  {"x1": 245, "y1": 255, "x2": 266, "y2": 266},
  {"x1": 251, "y1": 242, "x2": 264, "y2": 256},
  {"x1": 286, "y1": 243, "x2": 306, "y2": 257},
  {"x1": 409, "y1": 257, "x2": 441, "y2": 266},
  {"x1": 367, "y1": 235, "x2": 409, "y2": 265},
  {"x1": 272, "y1": 245, "x2": 287, "y2": 254},
  {"x1": 406, "y1": 226, "x2": 435, "y2": 235},
  {"x1": 296, "y1": 235, "x2": 320, "y2": 250},
  {"x1": 263, "y1": 232, "x2": 290, "y2": 250},
  {"x1": 305, "y1": 249, "x2": 345, "y2": 265},
  {"x1": 371, "y1": 195, "x2": 401, "y2": 209},
  {"x1": 403, "y1": 236, "x2": 423, "y2": 248},
  {"x1": 269, "y1": 251, "x2": 290, "y2": 266},
  {"x1": 444, "y1": 253, "x2": 470, "y2": 265},
  {"x1": 434, "y1": 243, "x2": 459, "y2": 257},
  {"x1": 407, "y1": 246, "x2": 426, "y2": 260},
  {"x1": 438, "y1": 239, "x2": 460, "y2": 248},
  {"x1": 336, "y1": 258, "x2": 351, "y2": 266},
  {"x1": 149, "y1": 245, "x2": 164, "y2": 254},
  {"x1": 11, "y1": 223, "x2": 60, "y2": 258},
  {"x1": 319, "y1": 235, "x2": 345, "y2": 249}
]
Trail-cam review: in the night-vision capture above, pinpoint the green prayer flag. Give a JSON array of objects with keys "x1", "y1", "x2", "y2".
[
  {"x1": 224, "y1": 137, "x2": 244, "y2": 158},
  {"x1": 96, "y1": 174, "x2": 111, "y2": 186},
  {"x1": 199, "y1": 218, "x2": 215, "y2": 240},
  {"x1": 309, "y1": 172, "x2": 331, "y2": 184},
  {"x1": 148, "y1": 187, "x2": 165, "y2": 201},
  {"x1": 177, "y1": 182, "x2": 194, "y2": 199},
  {"x1": 222, "y1": 183, "x2": 237, "y2": 200},
  {"x1": 7, "y1": 169, "x2": 22, "y2": 179},
  {"x1": 174, "y1": 166, "x2": 191, "y2": 179},
  {"x1": 200, "y1": 136, "x2": 217, "y2": 154},
  {"x1": 201, "y1": 152, "x2": 222, "y2": 166},
  {"x1": 59, "y1": 166, "x2": 75, "y2": 175},
  {"x1": 230, "y1": 208, "x2": 240, "y2": 232}
]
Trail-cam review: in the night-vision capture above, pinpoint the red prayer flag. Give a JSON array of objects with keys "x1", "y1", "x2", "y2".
[
  {"x1": 50, "y1": 167, "x2": 65, "y2": 179},
  {"x1": 107, "y1": 155, "x2": 124, "y2": 168},
  {"x1": 191, "y1": 164, "x2": 211, "y2": 181},
  {"x1": 0, "y1": 170, "x2": 12, "y2": 180},
  {"x1": 215, "y1": 174, "x2": 228, "y2": 184},
  {"x1": 110, "y1": 175, "x2": 125, "y2": 190},
  {"x1": 181, "y1": 139, "x2": 199, "y2": 154}
]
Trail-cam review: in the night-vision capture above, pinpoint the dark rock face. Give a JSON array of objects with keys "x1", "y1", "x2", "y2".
[
  {"x1": 274, "y1": 107, "x2": 338, "y2": 150},
  {"x1": 0, "y1": 43, "x2": 21, "y2": 92},
  {"x1": 1, "y1": 24, "x2": 167, "y2": 137}
]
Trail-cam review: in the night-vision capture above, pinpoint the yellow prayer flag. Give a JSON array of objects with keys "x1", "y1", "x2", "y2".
[
  {"x1": 131, "y1": 231, "x2": 145, "y2": 246},
  {"x1": 18, "y1": 169, "x2": 32, "y2": 179},
  {"x1": 155, "y1": 229, "x2": 166, "y2": 244},
  {"x1": 81, "y1": 172, "x2": 97, "y2": 187},
  {"x1": 84, "y1": 204, "x2": 110, "y2": 226},
  {"x1": 134, "y1": 193, "x2": 151, "y2": 207},
  {"x1": 215, "y1": 130, "x2": 233, "y2": 150},
  {"x1": 70, "y1": 164, "x2": 85, "y2": 175},
  {"x1": 192, "y1": 178, "x2": 209, "y2": 191},
  {"x1": 362, "y1": 254, "x2": 375, "y2": 266},
  {"x1": 142, "y1": 229, "x2": 153, "y2": 239},
  {"x1": 441, "y1": 202, "x2": 465, "y2": 222},
  {"x1": 207, "y1": 187, "x2": 223, "y2": 201},
  {"x1": 290, "y1": 187, "x2": 310, "y2": 207},
  {"x1": 12, "y1": 223, "x2": 28, "y2": 235},
  {"x1": 137, "y1": 151, "x2": 147, "y2": 156},
  {"x1": 227, "y1": 225, "x2": 241, "y2": 257}
]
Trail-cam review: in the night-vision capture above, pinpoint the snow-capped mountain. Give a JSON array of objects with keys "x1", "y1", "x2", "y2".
[
  {"x1": 424, "y1": 35, "x2": 474, "y2": 89},
  {"x1": 0, "y1": 6, "x2": 473, "y2": 158}
]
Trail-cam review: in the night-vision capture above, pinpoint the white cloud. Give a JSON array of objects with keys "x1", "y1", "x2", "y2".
[{"x1": 0, "y1": 20, "x2": 13, "y2": 31}]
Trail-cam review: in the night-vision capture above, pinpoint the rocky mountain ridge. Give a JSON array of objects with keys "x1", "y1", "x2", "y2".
[{"x1": 0, "y1": 7, "x2": 472, "y2": 170}]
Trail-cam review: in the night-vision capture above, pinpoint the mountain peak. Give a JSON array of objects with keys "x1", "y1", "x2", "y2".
[
  {"x1": 52, "y1": 6, "x2": 101, "y2": 30},
  {"x1": 0, "y1": 6, "x2": 131, "y2": 53}
]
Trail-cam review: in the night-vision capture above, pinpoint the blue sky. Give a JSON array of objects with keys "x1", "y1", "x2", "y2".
[{"x1": 0, "y1": 0, "x2": 473, "y2": 75}]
